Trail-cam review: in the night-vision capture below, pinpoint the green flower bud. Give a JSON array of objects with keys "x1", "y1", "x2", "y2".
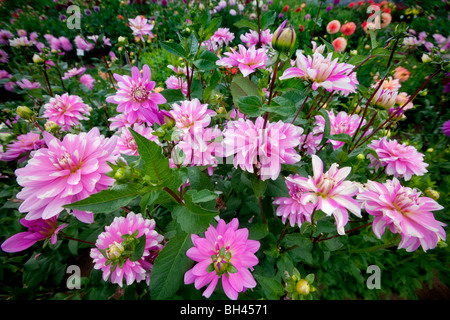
[
  {"x1": 425, "y1": 188, "x2": 440, "y2": 200},
  {"x1": 357, "y1": 153, "x2": 365, "y2": 160},
  {"x1": 16, "y1": 106, "x2": 34, "y2": 120},
  {"x1": 296, "y1": 279, "x2": 310, "y2": 295},
  {"x1": 272, "y1": 19, "x2": 296, "y2": 53},
  {"x1": 44, "y1": 120, "x2": 59, "y2": 132}
]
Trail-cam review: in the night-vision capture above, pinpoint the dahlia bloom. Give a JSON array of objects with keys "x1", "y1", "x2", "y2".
[
  {"x1": 170, "y1": 98, "x2": 216, "y2": 134},
  {"x1": 0, "y1": 69, "x2": 12, "y2": 80},
  {"x1": 184, "y1": 218, "x2": 260, "y2": 300},
  {"x1": 395, "y1": 92, "x2": 414, "y2": 110},
  {"x1": 373, "y1": 75, "x2": 401, "y2": 92},
  {"x1": 80, "y1": 74, "x2": 95, "y2": 90},
  {"x1": 108, "y1": 113, "x2": 145, "y2": 131},
  {"x1": 90, "y1": 212, "x2": 164, "y2": 287},
  {"x1": 0, "y1": 49, "x2": 9, "y2": 64},
  {"x1": 341, "y1": 22, "x2": 356, "y2": 36},
  {"x1": 357, "y1": 178, "x2": 446, "y2": 252},
  {"x1": 0, "y1": 29, "x2": 13, "y2": 45},
  {"x1": 286, "y1": 155, "x2": 361, "y2": 235},
  {"x1": 212, "y1": 28, "x2": 235, "y2": 46},
  {"x1": 165, "y1": 75, "x2": 188, "y2": 96},
  {"x1": 43, "y1": 93, "x2": 91, "y2": 130},
  {"x1": 9, "y1": 36, "x2": 32, "y2": 47},
  {"x1": 59, "y1": 36, "x2": 72, "y2": 51},
  {"x1": 367, "y1": 137, "x2": 428, "y2": 181},
  {"x1": 298, "y1": 131, "x2": 322, "y2": 155},
  {"x1": 372, "y1": 86, "x2": 398, "y2": 109},
  {"x1": 332, "y1": 37, "x2": 347, "y2": 53},
  {"x1": 240, "y1": 29, "x2": 273, "y2": 48},
  {"x1": 279, "y1": 51, "x2": 358, "y2": 94},
  {"x1": 393, "y1": 66, "x2": 411, "y2": 82},
  {"x1": 326, "y1": 20, "x2": 341, "y2": 34},
  {"x1": 216, "y1": 44, "x2": 268, "y2": 77},
  {"x1": 273, "y1": 174, "x2": 316, "y2": 227},
  {"x1": 221, "y1": 116, "x2": 303, "y2": 181},
  {"x1": 16, "y1": 79, "x2": 41, "y2": 90},
  {"x1": 15, "y1": 127, "x2": 118, "y2": 223},
  {"x1": 74, "y1": 35, "x2": 95, "y2": 51},
  {"x1": 442, "y1": 120, "x2": 450, "y2": 137},
  {"x1": 115, "y1": 123, "x2": 159, "y2": 158},
  {"x1": 129, "y1": 15, "x2": 154, "y2": 41},
  {"x1": 106, "y1": 64, "x2": 167, "y2": 124},
  {"x1": 1, "y1": 217, "x2": 67, "y2": 253},
  {"x1": 0, "y1": 132, "x2": 44, "y2": 162},
  {"x1": 62, "y1": 67, "x2": 86, "y2": 80}
]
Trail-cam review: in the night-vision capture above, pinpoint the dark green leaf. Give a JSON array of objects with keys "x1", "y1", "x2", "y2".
[
  {"x1": 159, "y1": 41, "x2": 186, "y2": 58},
  {"x1": 236, "y1": 95, "x2": 263, "y2": 117},
  {"x1": 130, "y1": 235, "x2": 147, "y2": 262},
  {"x1": 254, "y1": 274, "x2": 284, "y2": 300}
]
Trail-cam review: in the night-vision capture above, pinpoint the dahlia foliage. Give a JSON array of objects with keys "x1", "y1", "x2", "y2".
[{"x1": 0, "y1": 0, "x2": 448, "y2": 302}]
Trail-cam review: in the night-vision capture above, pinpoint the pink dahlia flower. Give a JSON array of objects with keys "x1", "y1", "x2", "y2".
[
  {"x1": 184, "y1": 218, "x2": 260, "y2": 300},
  {"x1": 222, "y1": 117, "x2": 303, "y2": 181},
  {"x1": 341, "y1": 22, "x2": 356, "y2": 36},
  {"x1": 129, "y1": 16, "x2": 154, "y2": 41},
  {"x1": 326, "y1": 20, "x2": 341, "y2": 34},
  {"x1": 212, "y1": 28, "x2": 235, "y2": 46},
  {"x1": 240, "y1": 29, "x2": 273, "y2": 48},
  {"x1": 367, "y1": 137, "x2": 428, "y2": 181},
  {"x1": 298, "y1": 131, "x2": 322, "y2": 155},
  {"x1": 393, "y1": 66, "x2": 411, "y2": 82},
  {"x1": 108, "y1": 113, "x2": 145, "y2": 131},
  {"x1": 357, "y1": 178, "x2": 446, "y2": 252},
  {"x1": 0, "y1": 131, "x2": 44, "y2": 162},
  {"x1": 80, "y1": 74, "x2": 95, "y2": 90},
  {"x1": 43, "y1": 93, "x2": 91, "y2": 130},
  {"x1": 0, "y1": 49, "x2": 9, "y2": 63},
  {"x1": 62, "y1": 67, "x2": 86, "y2": 80},
  {"x1": 90, "y1": 212, "x2": 164, "y2": 287},
  {"x1": 216, "y1": 44, "x2": 268, "y2": 77},
  {"x1": 332, "y1": 37, "x2": 347, "y2": 53},
  {"x1": 74, "y1": 35, "x2": 94, "y2": 51},
  {"x1": 0, "y1": 29, "x2": 13, "y2": 45},
  {"x1": 14, "y1": 127, "x2": 118, "y2": 223},
  {"x1": 16, "y1": 79, "x2": 41, "y2": 90},
  {"x1": 106, "y1": 64, "x2": 167, "y2": 124},
  {"x1": 170, "y1": 98, "x2": 216, "y2": 134},
  {"x1": 165, "y1": 75, "x2": 188, "y2": 96},
  {"x1": 115, "y1": 123, "x2": 159, "y2": 158},
  {"x1": 280, "y1": 51, "x2": 358, "y2": 94},
  {"x1": 59, "y1": 36, "x2": 72, "y2": 51},
  {"x1": 286, "y1": 155, "x2": 361, "y2": 235},
  {"x1": 395, "y1": 92, "x2": 414, "y2": 111},
  {"x1": 273, "y1": 174, "x2": 316, "y2": 227},
  {"x1": 442, "y1": 120, "x2": 450, "y2": 137},
  {"x1": 372, "y1": 86, "x2": 398, "y2": 109},
  {"x1": 1, "y1": 217, "x2": 67, "y2": 253}
]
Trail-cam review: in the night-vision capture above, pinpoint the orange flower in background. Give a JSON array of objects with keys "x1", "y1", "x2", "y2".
[
  {"x1": 117, "y1": 14, "x2": 124, "y2": 20},
  {"x1": 332, "y1": 37, "x2": 347, "y2": 53},
  {"x1": 326, "y1": 20, "x2": 341, "y2": 34},
  {"x1": 394, "y1": 67, "x2": 411, "y2": 82},
  {"x1": 341, "y1": 22, "x2": 356, "y2": 36}
]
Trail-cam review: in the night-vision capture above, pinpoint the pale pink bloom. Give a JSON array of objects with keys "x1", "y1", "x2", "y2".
[
  {"x1": 222, "y1": 117, "x2": 303, "y2": 181},
  {"x1": 43, "y1": 93, "x2": 91, "y2": 130},
  {"x1": 165, "y1": 75, "x2": 188, "y2": 96},
  {"x1": 357, "y1": 178, "x2": 446, "y2": 252},
  {"x1": 280, "y1": 51, "x2": 358, "y2": 94},
  {"x1": 74, "y1": 35, "x2": 94, "y2": 51},
  {"x1": 108, "y1": 113, "x2": 145, "y2": 131},
  {"x1": 0, "y1": 49, "x2": 9, "y2": 63},
  {"x1": 129, "y1": 16, "x2": 154, "y2": 41},
  {"x1": 184, "y1": 218, "x2": 260, "y2": 300},
  {"x1": 115, "y1": 123, "x2": 159, "y2": 158},
  {"x1": 393, "y1": 66, "x2": 410, "y2": 82},
  {"x1": 0, "y1": 69, "x2": 12, "y2": 80},
  {"x1": 403, "y1": 36, "x2": 420, "y2": 49},
  {"x1": 216, "y1": 44, "x2": 268, "y2": 77},
  {"x1": 15, "y1": 128, "x2": 118, "y2": 223},
  {"x1": 0, "y1": 29, "x2": 13, "y2": 45},
  {"x1": 49, "y1": 36, "x2": 61, "y2": 51},
  {"x1": 201, "y1": 39, "x2": 219, "y2": 52},
  {"x1": 9, "y1": 36, "x2": 32, "y2": 47},
  {"x1": 170, "y1": 98, "x2": 216, "y2": 134},
  {"x1": 240, "y1": 29, "x2": 273, "y2": 48},
  {"x1": 90, "y1": 212, "x2": 164, "y2": 287},
  {"x1": 372, "y1": 86, "x2": 398, "y2": 109},
  {"x1": 230, "y1": 108, "x2": 245, "y2": 120},
  {"x1": 367, "y1": 137, "x2": 428, "y2": 181},
  {"x1": 341, "y1": 22, "x2": 356, "y2": 36},
  {"x1": 311, "y1": 41, "x2": 326, "y2": 54},
  {"x1": 332, "y1": 37, "x2": 347, "y2": 53},
  {"x1": 167, "y1": 64, "x2": 192, "y2": 76},
  {"x1": 17, "y1": 29, "x2": 27, "y2": 37},
  {"x1": 106, "y1": 64, "x2": 167, "y2": 124},
  {"x1": 29, "y1": 31, "x2": 38, "y2": 43},
  {"x1": 314, "y1": 110, "x2": 371, "y2": 150},
  {"x1": 212, "y1": 28, "x2": 235, "y2": 46},
  {"x1": 326, "y1": 20, "x2": 341, "y2": 34},
  {"x1": 372, "y1": 75, "x2": 401, "y2": 92},
  {"x1": 286, "y1": 155, "x2": 361, "y2": 235},
  {"x1": 395, "y1": 92, "x2": 413, "y2": 110},
  {"x1": 0, "y1": 132, "x2": 44, "y2": 162},
  {"x1": 16, "y1": 79, "x2": 41, "y2": 90},
  {"x1": 87, "y1": 35, "x2": 111, "y2": 46},
  {"x1": 80, "y1": 74, "x2": 95, "y2": 90},
  {"x1": 1, "y1": 217, "x2": 67, "y2": 253},
  {"x1": 62, "y1": 67, "x2": 86, "y2": 80},
  {"x1": 298, "y1": 131, "x2": 322, "y2": 155},
  {"x1": 273, "y1": 174, "x2": 316, "y2": 227}
]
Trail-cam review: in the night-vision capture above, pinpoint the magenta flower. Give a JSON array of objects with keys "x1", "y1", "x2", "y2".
[
  {"x1": 216, "y1": 44, "x2": 268, "y2": 77},
  {"x1": 184, "y1": 218, "x2": 260, "y2": 300},
  {"x1": 0, "y1": 49, "x2": 9, "y2": 63},
  {"x1": 222, "y1": 117, "x2": 303, "y2": 180},
  {"x1": 90, "y1": 212, "x2": 164, "y2": 287},
  {"x1": 0, "y1": 131, "x2": 44, "y2": 162},
  {"x1": 14, "y1": 127, "x2": 118, "y2": 223},
  {"x1": 280, "y1": 51, "x2": 358, "y2": 94},
  {"x1": 1, "y1": 217, "x2": 67, "y2": 253},
  {"x1": 62, "y1": 67, "x2": 86, "y2": 80},
  {"x1": 240, "y1": 29, "x2": 273, "y2": 48},
  {"x1": 0, "y1": 29, "x2": 13, "y2": 45},
  {"x1": 367, "y1": 137, "x2": 428, "y2": 181},
  {"x1": 442, "y1": 120, "x2": 450, "y2": 137},
  {"x1": 74, "y1": 35, "x2": 94, "y2": 51},
  {"x1": 273, "y1": 174, "x2": 316, "y2": 227},
  {"x1": 129, "y1": 16, "x2": 154, "y2": 41},
  {"x1": 80, "y1": 74, "x2": 95, "y2": 90},
  {"x1": 43, "y1": 93, "x2": 91, "y2": 130},
  {"x1": 59, "y1": 36, "x2": 72, "y2": 51},
  {"x1": 170, "y1": 98, "x2": 216, "y2": 134},
  {"x1": 357, "y1": 178, "x2": 446, "y2": 252},
  {"x1": 106, "y1": 64, "x2": 166, "y2": 124},
  {"x1": 286, "y1": 155, "x2": 361, "y2": 235}
]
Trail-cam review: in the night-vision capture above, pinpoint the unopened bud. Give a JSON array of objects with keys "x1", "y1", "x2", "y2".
[
  {"x1": 425, "y1": 188, "x2": 440, "y2": 200},
  {"x1": 296, "y1": 279, "x2": 310, "y2": 295},
  {"x1": 106, "y1": 241, "x2": 125, "y2": 260},
  {"x1": 357, "y1": 153, "x2": 365, "y2": 160},
  {"x1": 16, "y1": 106, "x2": 34, "y2": 120},
  {"x1": 44, "y1": 120, "x2": 58, "y2": 132},
  {"x1": 272, "y1": 19, "x2": 297, "y2": 52},
  {"x1": 32, "y1": 54, "x2": 44, "y2": 64}
]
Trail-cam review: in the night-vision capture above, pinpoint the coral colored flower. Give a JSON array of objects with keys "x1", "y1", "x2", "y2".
[
  {"x1": 43, "y1": 93, "x2": 90, "y2": 130},
  {"x1": 129, "y1": 15, "x2": 154, "y2": 41},
  {"x1": 90, "y1": 212, "x2": 164, "y2": 287},
  {"x1": 216, "y1": 44, "x2": 268, "y2": 77},
  {"x1": 106, "y1": 64, "x2": 167, "y2": 124},
  {"x1": 357, "y1": 178, "x2": 446, "y2": 252},
  {"x1": 184, "y1": 218, "x2": 260, "y2": 300},
  {"x1": 442, "y1": 120, "x2": 450, "y2": 137},
  {"x1": 165, "y1": 75, "x2": 188, "y2": 96},
  {"x1": 393, "y1": 67, "x2": 410, "y2": 82},
  {"x1": 273, "y1": 174, "x2": 316, "y2": 227},
  {"x1": 332, "y1": 37, "x2": 347, "y2": 52},
  {"x1": 62, "y1": 67, "x2": 86, "y2": 80},
  {"x1": 341, "y1": 22, "x2": 356, "y2": 36},
  {"x1": 222, "y1": 117, "x2": 303, "y2": 181},
  {"x1": 0, "y1": 132, "x2": 44, "y2": 162},
  {"x1": 326, "y1": 20, "x2": 341, "y2": 34},
  {"x1": 380, "y1": 12, "x2": 392, "y2": 28},
  {"x1": 395, "y1": 92, "x2": 413, "y2": 110},
  {"x1": 1, "y1": 217, "x2": 67, "y2": 253},
  {"x1": 212, "y1": 28, "x2": 235, "y2": 46},
  {"x1": 373, "y1": 75, "x2": 401, "y2": 92},
  {"x1": 280, "y1": 51, "x2": 358, "y2": 94},
  {"x1": 170, "y1": 98, "x2": 216, "y2": 134},
  {"x1": 367, "y1": 137, "x2": 428, "y2": 181},
  {"x1": 115, "y1": 123, "x2": 159, "y2": 158},
  {"x1": 240, "y1": 29, "x2": 272, "y2": 48},
  {"x1": 80, "y1": 74, "x2": 95, "y2": 90},
  {"x1": 14, "y1": 127, "x2": 118, "y2": 223},
  {"x1": 286, "y1": 155, "x2": 362, "y2": 235}
]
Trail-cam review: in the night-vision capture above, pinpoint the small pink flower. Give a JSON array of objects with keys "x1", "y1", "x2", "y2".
[
  {"x1": 165, "y1": 75, "x2": 188, "y2": 96},
  {"x1": 43, "y1": 93, "x2": 90, "y2": 130},
  {"x1": 0, "y1": 29, "x2": 13, "y2": 45},
  {"x1": 115, "y1": 123, "x2": 159, "y2": 158},
  {"x1": 240, "y1": 29, "x2": 273, "y2": 48},
  {"x1": 129, "y1": 16, "x2": 154, "y2": 41},
  {"x1": 367, "y1": 137, "x2": 428, "y2": 181},
  {"x1": 212, "y1": 28, "x2": 235, "y2": 46},
  {"x1": 0, "y1": 69, "x2": 12, "y2": 80},
  {"x1": 184, "y1": 218, "x2": 260, "y2": 300},
  {"x1": 62, "y1": 67, "x2": 86, "y2": 80},
  {"x1": 80, "y1": 74, "x2": 95, "y2": 90},
  {"x1": 16, "y1": 79, "x2": 41, "y2": 90},
  {"x1": 326, "y1": 20, "x2": 341, "y2": 34},
  {"x1": 341, "y1": 22, "x2": 356, "y2": 36},
  {"x1": 217, "y1": 44, "x2": 268, "y2": 77},
  {"x1": 108, "y1": 113, "x2": 145, "y2": 131},
  {"x1": 0, "y1": 49, "x2": 9, "y2": 63},
  {"x1": 170, "y1": 98, "x2": 216, "y2": 134},
  {"x1": 357, "y1": 178, "x2": 446, "y2": 252},
  {"x1": 74, "y1": 35, "x2": 94, "y2": 51},
  {"x1": 0, "y1": 131, "x2": 44, "y2": 162},
  {"x1": 332, "y1": 37, "x2": 347, "y2": 53}
]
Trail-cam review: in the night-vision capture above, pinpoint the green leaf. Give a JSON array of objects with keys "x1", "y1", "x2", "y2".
[
  {"x1": 129, "y1": 128, "x2": 173, "y2": 187},
  {"x1": 260, "y1": 11, "x2": 277, "y2": 30},
  {"x1": 254, "y1": 274, "x2": 284, "y2": 300},
  {"x1": 187, "y1": 166, "x2": 214, "y2": 191},
  {"x1": 245, "y1": 172, "x2": 268, "y2": 198},
  {"x1": 64, "y1": 183, "x2": 142, "y2": 213},
  {"x1": 265, "y1": 95, "x2": 296, "y2": 117},
  {"x1": 150, "y1": 230, "x2": 194, "y2": 300},
  {"x1": 236, "y1": 95, "x2": 263, "y2": 117},
  {"x1": 130, "y1": 234, "x2": 147, "y2": 262},
  {"x1": 318, "y1": 109, "x2": 331, "y2": 146},
  {"x1": 159, "y1": 41, "x2": 186, "y2": 58},
  {"x1": 189, "y1": 189, "x2": 218, "y2": 203},
  {"x1": 329, "y1": 133, "x2": 354, "y2": 147},
  {"x1": 230, "y1": 76, "x2": 260, "y2": 110},
  {"x1": 160, "y1": 89, "x2": 186, "y2": 104},
  {"x1": 233, "y1": 19, "x2": 258, "y2": 31},
  {"x1": 193, "y1": 48, "x2": 219, "y2": 71},
  {"x1": 203, "y1": 17, "x2": 222, "y2": 40},
  {"x1": 283, "y1": 234, "x2": 313, "y2": 265}
]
